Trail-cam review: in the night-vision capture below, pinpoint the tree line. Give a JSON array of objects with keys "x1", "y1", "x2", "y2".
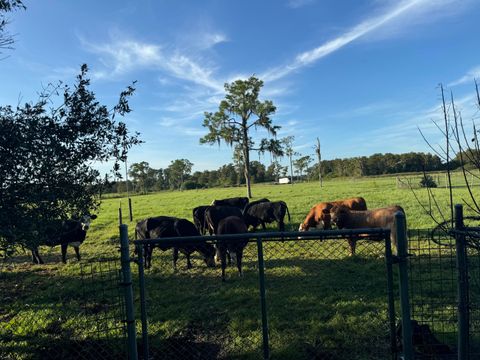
[{"x1": 104, "y1": 151, "x2": 452, "y2": 194}]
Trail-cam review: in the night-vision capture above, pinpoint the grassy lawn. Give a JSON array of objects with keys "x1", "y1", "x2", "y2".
[{"x1": 1, "y1": 174, "x2": 479, "y2": 359}]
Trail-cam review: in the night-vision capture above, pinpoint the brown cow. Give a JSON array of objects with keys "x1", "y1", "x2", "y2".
[
  {"x1": 330, "y1": 205, "x2": 406, "y2": 255},
  {"x1": 298, "y1": 197, "x2": 367, "y2": 231}
]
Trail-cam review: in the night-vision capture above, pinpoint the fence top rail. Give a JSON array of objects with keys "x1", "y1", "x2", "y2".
[{"x1": 133, "y1": 227, "x2": 391, "y2": 247}]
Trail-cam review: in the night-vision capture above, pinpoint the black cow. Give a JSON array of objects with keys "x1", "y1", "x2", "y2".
[
  {"x1": 192, "y1": 205, "x2": 210, "y2": 235},
  {"x1": 243, "y1": 201, "x2": 290, "y2": 231},
  {"x1": 211, "y1": 197, "x2": 249, "y2": 210},
  {"x1": 204, "y1": 205, "x2": 243, "y2": 235},
  {"x1": 135, "y1": 216, "x2": 215, "y2": 269},
  {"x1": 31, "y1": 214, "x2": 97, "y2": 264},
  {"x1": 216, "y1": 216, "x2": 249, "y2": 282},
  {"x1": 242, "y1": 198, "x2": 270, "y2": 214}
]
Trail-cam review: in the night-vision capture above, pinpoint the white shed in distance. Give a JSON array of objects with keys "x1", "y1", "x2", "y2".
[{"x1": 278, "y1": 177, "x2": 290, "y2": 184}]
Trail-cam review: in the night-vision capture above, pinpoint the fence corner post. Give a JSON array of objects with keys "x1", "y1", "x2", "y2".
[
  {"x1": 396, "y1": 211, "x2": 414, "y2": 360},
  {"x1": 120, "y1": 224, "x2": 138, "y2": 360},
  {"x1": 455, "y1": 204, "x2": 469, "y2": 360}
]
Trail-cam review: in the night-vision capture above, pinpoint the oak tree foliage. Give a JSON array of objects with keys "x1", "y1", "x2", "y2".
[{"x1": 0, "y1": 64, "x2": 141, "y2": 256}]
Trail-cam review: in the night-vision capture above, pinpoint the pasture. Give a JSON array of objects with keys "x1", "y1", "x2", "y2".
[{"x1": 2, "y1": 174, "x2": 479, "y2": 359}]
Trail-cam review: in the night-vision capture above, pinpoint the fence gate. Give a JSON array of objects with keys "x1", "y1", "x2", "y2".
[
  {"x1": 407, "y1": 204, "x2": 480, "y2": 359},
  {"x1": 122, "y1": 219, "x2": 413, "y2": 360},
  {"x1": 0, "y1": 256, "x2": 128, "y2": 360}
]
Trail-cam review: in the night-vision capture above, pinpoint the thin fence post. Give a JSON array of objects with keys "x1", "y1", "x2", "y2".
[
  {"x1": 136, "y1": 243, "x2": 149, "y2": 360},
  {"x1": 129, "y1": 198, "x2": 133, "y2": 222},
  {"x1": 120, "y1": 224, "x2": 138, "y2": 360},
  {"x1": 256, "y1": 237, "x2": 270, "y2": 360},
  {"x1": 119, "y1": 207, "x2": 123, "y2": 226},
  {"x1": 384, "y1": 231, "x2": 397, "y2": 356},
  {"x1": 455, "y1": 204, "x2": 469, "y2": 360},
  {"x1": 396, "y1": 211, "x2": 414, "y2": 360}
]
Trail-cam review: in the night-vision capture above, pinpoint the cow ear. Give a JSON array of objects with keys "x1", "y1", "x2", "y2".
[
  {"x1": 90, "y1": 214, "x2": 97, "y2": 220},
  {"x1": 321, "y1": 208, "x2": 330, "y2": 215}
]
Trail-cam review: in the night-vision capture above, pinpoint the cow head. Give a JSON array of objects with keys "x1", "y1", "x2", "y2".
[
  {"x1": 330, "y1": 206, "x2": 349, "y2": 229},
  {"x1": 80, "y1": 214, "x2": 97, "y2": 231},
  {"x1": 202, "y1": 245, "x2": 216, "y2": 268}
]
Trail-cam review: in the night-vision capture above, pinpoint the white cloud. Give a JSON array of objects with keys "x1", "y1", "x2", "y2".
[
  {"x1": 262, "y1": 0, "x2": 470, "y2": 82},
  {"x1": 449, "y1": 66, "x2": 480, "y2": 87},
  {"x1": 81, "y1": 36, "x2": 224, "y2": 91}
]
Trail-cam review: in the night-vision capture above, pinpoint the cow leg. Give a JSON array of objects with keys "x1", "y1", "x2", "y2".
[
  {"x1": 348, "y1": 236, "x2": 357, "y2": 256},
  {"x1": 173, "y1": 248, "x2": 179, "y2": 270},
  {"x1": 74, "y1": 246, "x2": 81, "y2": 261},
  {"x1": 31, "y1": 248, "x2": 44, "y2": 264},
  {"x1": 186, "y1": 252, "x2": 192, "y2": 270},
  {"x1": 278, "y1": 221, "x2": 285, "y2": 232},
  {"x1": 220, "y1": 249, "x2": 227, "y2": 282},
  {"x1": 145, "y1": 245, "x2": 152, "y2": 269},
  {"x1": 261, "y1": 222, "x2": 267, "y2": 230},
  {"x1": 61, "y1": 243, "x2": 68, "y2": 263},
  {"x1": 236, "y1": 249, "x2": 244, "y2": 277},
  {"x1": 227, "y1": 251, "x2": 232, "y2": 265}
]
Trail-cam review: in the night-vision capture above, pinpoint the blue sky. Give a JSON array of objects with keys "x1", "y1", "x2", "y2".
[{"x1": 2, "y1": 0, "x2": 480, "y2": 172}]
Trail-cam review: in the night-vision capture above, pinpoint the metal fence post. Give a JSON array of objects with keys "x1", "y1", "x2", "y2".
[
  {"x1": 396, "y1": 211, "x2": 414, "y2": 360},
  {"x1": 136, "y1": 243, "x2": 149, "y2": 360},
  {"x1": 455, "y1": 204, "x2": 469, "y2": 360},
  {"x1": 384, "y1": 232, "x2": 397, "y2": 356},
  {"x1": 120, "y1": 224, "x2": 138, "y2": 360},
  {"x1": 257, "y1": 237, "x2": 270, "y2": 360}
]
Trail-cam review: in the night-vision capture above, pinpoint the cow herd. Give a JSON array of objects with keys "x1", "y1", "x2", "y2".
[
  {"x1": 28, "y1": 196, "x2": 406, "y2": 283},
  {"x1": 135, "y1": 197, "x2": 290, "y2": 281},
  {"x1": 135, "y1": 196, "x2": 406, "y2": 281}
]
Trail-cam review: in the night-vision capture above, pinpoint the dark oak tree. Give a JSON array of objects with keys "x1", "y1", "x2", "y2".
[
  {"x1": 0, "y1": 64, "x2": 141, "y2": 257},
  {"x1": 200, "y1": 76, "x2": 279, "y2": 198}
]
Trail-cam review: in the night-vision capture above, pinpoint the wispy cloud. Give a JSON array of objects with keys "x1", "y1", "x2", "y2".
[
  {"x1": 80, "y1": 36, "x2": 224, "y2": 91},
  {"x1": 448, "y1": 66, "x2": 480, "y2": 87},
  {"x1": 287, "y1": 0, "x2": 315, "y2": 9},
  {"x1": 262, "y1": 0, "x2": 468, "y2": 82}
]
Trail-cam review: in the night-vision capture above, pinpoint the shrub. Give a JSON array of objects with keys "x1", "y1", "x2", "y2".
[{"x1": 420, "y1": 174, "x2": 437, "y2": 188}]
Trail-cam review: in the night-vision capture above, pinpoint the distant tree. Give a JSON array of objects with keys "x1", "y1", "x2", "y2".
[
  {"x1": 129, "y1": 161, "x2": 154, "y2": 194},
  {"x1": 0, "y1": 64, "x2": 141, "y2": 257},
  {"x1": 0, "y1": 0, "x2": 25, "y2": 56},
  {"x1": 166, "y1": 159, "x2": 193, "y2": 190},
  {"x1": 200, "y1": 76, "x2": 280, "y2": 198},
  {"x1": 294, "y1": 155, "x2": 312, "y2": 180},
  {"x1": 282, "y1": 136, "x2": 299, "y2": 184}
]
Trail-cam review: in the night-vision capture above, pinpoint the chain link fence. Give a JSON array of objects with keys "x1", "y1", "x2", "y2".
[
  {"x1": 0, "y1": 255, "x2": 127, "y2": 360},
  {"x1": 407, "y1": 225, "x2": 480, "y2": 359},
  {"x1": 134, "y1": 230, "x2": 395, "y2": 360}
]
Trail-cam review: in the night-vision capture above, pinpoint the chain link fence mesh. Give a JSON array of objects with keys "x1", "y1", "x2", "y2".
[
  {"x1": 137, "y1": 234, "x2": 393, "y2": 359},
  {"x1": 408, "y1": 228, "x2": 480, "y2": 359},
  {"x1": 0, "y1": 255, "x2": 127, "y2": 360}
]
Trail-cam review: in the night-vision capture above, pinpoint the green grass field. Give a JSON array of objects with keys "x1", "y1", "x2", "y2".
[{"x1": 1, "y1": 174, "x2": 479, "y2": 359}]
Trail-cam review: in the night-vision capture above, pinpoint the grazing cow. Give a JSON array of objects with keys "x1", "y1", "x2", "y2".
[
  {"x1": 242, "y1": 198, "x2": 270, "y2": 214},
  {"x1": 31, "y1": 214, "x2": 97, "y2": 264},
  {"x1": 204, "y1": 205, "x2": 243, "y2": 235},
  {"x1": 298, "y1": 197, "x2": 367, "y2": 231},
  {"x1": 216, "y1": 216, "x2": 249, "y2": 282},
  {"x1": 243, "y1": 201, "x2": 291, "y2": 231},
  {"x1": 211, "y1": 197, "x2": 249, "y2": 210},
  {"x1": 330, "y1": 205, "x2": 406, "y2": 255},
  {"x1": 192, "y1": 205, "x2": 210, "y2": 235},
  {"x1": 135, "y1": 216, "x2": 215, "y2": 269}
]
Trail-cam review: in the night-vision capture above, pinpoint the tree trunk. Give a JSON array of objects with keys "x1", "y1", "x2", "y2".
[
  {"x1": 289, "y1": 154, "x2": 294, "y2": 185},
  {"x1": 242, "y1": 124, "x2": 252, "y2": 198}
]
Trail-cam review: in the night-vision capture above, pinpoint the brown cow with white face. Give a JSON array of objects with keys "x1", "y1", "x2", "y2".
[
  {"x1": 298, "y1": 197, "x2": 367, "y2": 232},
  {"x1": 330, "y1": 205, "x2": 406, "y2": 255}
]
